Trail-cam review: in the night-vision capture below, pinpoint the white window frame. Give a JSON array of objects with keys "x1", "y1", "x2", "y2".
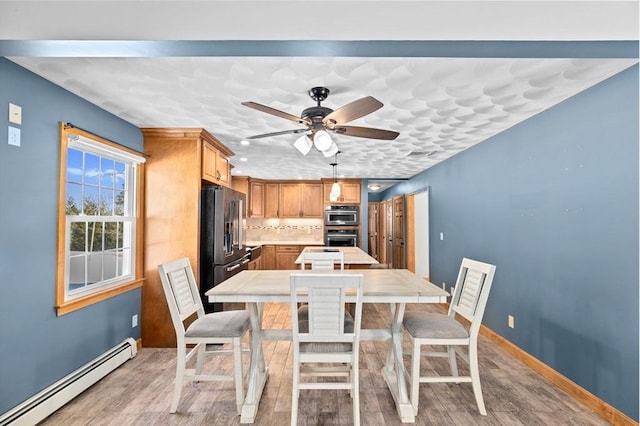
[{"x1": 56, "y1": 123, "x2": 145, "y2": 315}]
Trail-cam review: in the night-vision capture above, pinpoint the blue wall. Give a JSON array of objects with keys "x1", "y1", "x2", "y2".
[
  {"x1": 0, "y1": 58, "x2": 143, "y2": 414},
  {"x1": 380, "y1": 65, "x2": 639, "y2": 420}
]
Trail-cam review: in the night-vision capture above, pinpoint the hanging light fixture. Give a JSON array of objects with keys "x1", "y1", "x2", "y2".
[
  {"x1": 329, "y1": 151, "x2": 341, "y2": 202},
  {"x1": 314, "y1": 130, "x2": 333, "y2": 151}
]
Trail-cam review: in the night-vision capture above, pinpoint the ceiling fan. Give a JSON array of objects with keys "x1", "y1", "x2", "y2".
[{"x1": 242, "y1": 87, "x2": 399, "y2": 156}]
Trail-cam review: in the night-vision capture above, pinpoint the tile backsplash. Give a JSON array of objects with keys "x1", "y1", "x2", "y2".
[{"x1": 246, "y1": 218, "x2": 324, "y2": 243}]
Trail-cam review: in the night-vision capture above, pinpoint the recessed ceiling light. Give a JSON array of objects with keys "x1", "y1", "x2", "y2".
[
  {"x1": 240, "y1": 140, "x2": 250, "y2": 146},
  {"x1": 369, "y1": 184, "x2": 381, "y2": 190},
  {"x1": 240, "y1": 157, "x2": 248, "y2": 162},
  {"x1": 234, "y1": 170, "x2": 243, "y2": 174}
]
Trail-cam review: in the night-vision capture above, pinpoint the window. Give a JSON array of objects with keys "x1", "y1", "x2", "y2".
[{"x1": 56, "y1": 123, "x2": 145, "y2": 315}]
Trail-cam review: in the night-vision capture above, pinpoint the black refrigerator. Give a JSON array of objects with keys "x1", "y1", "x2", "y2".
[{"x1": 200, "y1": 186, "x2": 249, "y2": 313}]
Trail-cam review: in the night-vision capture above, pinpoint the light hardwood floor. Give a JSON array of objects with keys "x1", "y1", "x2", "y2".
[{"x1": 42, "y1": 303, "x2": 610, "y2": 425}]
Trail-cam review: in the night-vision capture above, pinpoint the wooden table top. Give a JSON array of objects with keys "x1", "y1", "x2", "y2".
[{"x1": 206, "y1": 269, "x2": 448, "y2": 304}]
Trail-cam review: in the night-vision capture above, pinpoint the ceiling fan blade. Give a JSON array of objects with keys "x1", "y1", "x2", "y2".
[
  {"x1": 246, "y1": 128, "x2": 308, "y2": 140},
  {"x1": 323, "y1": 96, "x2": 383, "y2": 126},
  {"x1": 242, "y1": 101, "x2": 312, "y2": 126},
  {"x1": 332, "y1": 125, "x2": 399, "y2": 140}
]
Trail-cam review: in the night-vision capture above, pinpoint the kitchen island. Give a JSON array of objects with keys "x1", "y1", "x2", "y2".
[{"x1": 295, "y1": 246, "x2": 379, "y2": 269}]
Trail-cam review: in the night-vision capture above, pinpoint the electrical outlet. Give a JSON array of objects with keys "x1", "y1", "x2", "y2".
[
  {"x1": 508, "y1": 315, "x2": 515, "y2": 328},
  {"x1": 132, "y1": 314, "x2": 138, "y2": 328}
]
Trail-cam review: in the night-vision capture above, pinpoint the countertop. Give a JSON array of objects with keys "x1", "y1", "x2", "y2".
[
  {"x1": 246, "y1": 240, "x2": 324, "y2": 246},
  {"x1": 294, "y1": 246, "x2": 379, "y2": 265}
]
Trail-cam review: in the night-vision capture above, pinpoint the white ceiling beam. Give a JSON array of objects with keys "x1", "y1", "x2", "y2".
[{"x1": 0, "y1": 1, "x2": 638, "y2": 41}]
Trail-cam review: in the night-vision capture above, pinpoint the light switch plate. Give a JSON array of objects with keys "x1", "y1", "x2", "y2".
[
  {"x1": 9, "y1": 103, "x2": 22, "y2": 125},
  {"x1": 8, "y1": 126, "x2": 21, "y2": 147}
]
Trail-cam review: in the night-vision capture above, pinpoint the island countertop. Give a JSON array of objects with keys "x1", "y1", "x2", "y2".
[{"x1": 294, "y1": 246, "x2": 379, "y2": 266}]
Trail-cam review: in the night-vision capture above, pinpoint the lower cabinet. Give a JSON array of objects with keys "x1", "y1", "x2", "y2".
[
  {"x1": 276, "y1": 245, "x2": 303, "y2": 270},
  {"x1": 260, "y1": 245, "x2": 276, "y2": 270},
  {"x1": 259, "y1": 244, "x2": 308, "y2": 270}
]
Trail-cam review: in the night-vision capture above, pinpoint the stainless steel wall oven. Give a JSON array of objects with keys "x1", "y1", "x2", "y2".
[
  {"x1": 325, "y1": 228, "x2": 359, "y2": 247},
  {"x1": 324, "y1": 205, "x2": 359, "y2": 226}
]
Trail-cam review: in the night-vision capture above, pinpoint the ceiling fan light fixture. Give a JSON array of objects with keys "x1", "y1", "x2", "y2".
[
  {"x1": 322, "y1": 142, "x2": 339, "y2": 158},
  {"x1": 293, "y1": 134, "x2": 313, "y2": 155},
  {"x1": 314, "y1": 130, "x2": 332, "y2": 151}
]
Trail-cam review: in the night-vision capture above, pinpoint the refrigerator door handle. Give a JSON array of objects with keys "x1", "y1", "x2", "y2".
[
  {"x1": 238, "y1": 199, "x2": 243, "y2": 248},
  {"x1": 226, "y1": 263, "x2": 242, "y2": 272}
]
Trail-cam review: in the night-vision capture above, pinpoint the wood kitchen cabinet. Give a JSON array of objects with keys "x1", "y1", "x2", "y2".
[
  {"x1": 202, "y1": 138, "x2": 232, "y2": 187},
  {"x1": 264, "y1": 183, "x2": 280, "y2": 218},
  {"x1": 279, "y1": 182, "x2": 323, "y2": 218},
  {"x1": 301, "y1": 183, "x2": 323, "y2": 218},
  {"x1": 276, "y1": 245, "x2": 303, "y2": 270},
  {"x1": 140, "y1": 127, "x2": 235, "y2": 347},
  {"x1": 260, "y1": 245, "x2": 276, "y2": 270},
  {"x1": 249, "y1": 180, "x2": 265, "y2": 217},
  {"x1": 261, "y1": 181, "x2": 324, "y2": 218},
  {"x1": 231, "y1": 178, "x2": 267, "y2": 218},
  {"x1": 279, "y1": 183, "x2": 302, "y2": 218},
  {"x1": 322, "y1": 179, "x2": 361, "y2": 204}
]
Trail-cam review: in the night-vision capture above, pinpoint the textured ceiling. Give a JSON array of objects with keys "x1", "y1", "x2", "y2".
[{"x1": 10, "y1": 56, "x2": 637, "y2": 181}]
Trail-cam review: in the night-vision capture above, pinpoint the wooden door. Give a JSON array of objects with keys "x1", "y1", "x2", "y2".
[
  {"x1": 385, "y1": 199, "x2": 393, "y2": 268},
  {"x1": 393, "y1": 195, "x2": 405, "y2": 269},
  {"x1": 249, "y1": 181, "x2": 264, "y2": 217},
  {"x1": 264, "y1": 183, "x2": 279, "y2": 218},
  {"x1": 368, "y1": 202, "x2": 379, "y2": 260},
  {"x1": 301, "y1": 183, "x2": 323, "y2": 218},
  {"x1": 378, "y1": 201, "x2": 387, "y2": 265}
]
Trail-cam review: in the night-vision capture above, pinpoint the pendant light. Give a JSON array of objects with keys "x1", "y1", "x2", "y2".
[{"x1": 329, "y1": 151, "x2": 341, "y2": 202}]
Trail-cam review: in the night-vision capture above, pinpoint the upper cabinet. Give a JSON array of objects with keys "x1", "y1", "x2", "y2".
[
  {"x1": 279, "y1": 183, "x2": 302, "y2": 218},
  {"x1": 249, "y1": 180, "x2": 265, "y2": 217},
  {"x1": 264, "y1": 182, "x2": 280, "y2": 218},
  {"x1": 234, "y1": 178, "x2": 324, "y2": 218},
  {"x1": 201, "y1": 137, "x2": 232, "y2": 186},
  {"x1": 322, "y1": 179, "x2": 361, "y2": 204},
  {"x1": 301, "y1": 183, "x2": 323, "y2": 217},
  {"x1": 279, "y1": 182, "x2": 323, "y2": 218}
]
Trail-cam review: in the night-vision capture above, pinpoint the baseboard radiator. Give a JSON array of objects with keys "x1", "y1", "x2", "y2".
[{"x1": 0, "y1": 337, "x2": 137, "y2": 426}]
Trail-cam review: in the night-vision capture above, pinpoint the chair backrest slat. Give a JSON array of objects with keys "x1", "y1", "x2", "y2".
[
  {"x1": 290, "y1": 273, "x2": 363, "y2": 344},
  {"x1": 450, "y1": 258, "x2": 496, "y2": 333},
  {"x1": 168, "y1": 268, "x2": 198, "y2": 315},
  {"x1": 158, "y1": 258, "x2": 202, "y2": 334},
  {"x1": 309, "y1": 287, "x2": 344, "y2": 336},
  {"x1": 300, "y1": 251, "x2": 345, "y2": 270}
]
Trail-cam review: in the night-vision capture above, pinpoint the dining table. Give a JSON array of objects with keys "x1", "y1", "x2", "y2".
[{"x1": 206, "y1": 268, "x2": 449, "y2": 423}]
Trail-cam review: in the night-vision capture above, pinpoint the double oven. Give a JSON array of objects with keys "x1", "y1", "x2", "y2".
[{"x1": 324, "y1": 205, "x2": 359, "y2": 247}]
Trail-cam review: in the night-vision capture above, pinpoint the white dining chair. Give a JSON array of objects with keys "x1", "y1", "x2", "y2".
[
  {"x1": 157, "y1": 257, "x2": 251, "y2": 415},
  {"x1": 299, "y1": 250, "x2": 345, "y2": 270},
  {"x1": 289, "y1": 272, "x2": 364, "y2": 426},
  {"x1": 402, "y1": 258, "x2": 496, "y2": 416}
]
